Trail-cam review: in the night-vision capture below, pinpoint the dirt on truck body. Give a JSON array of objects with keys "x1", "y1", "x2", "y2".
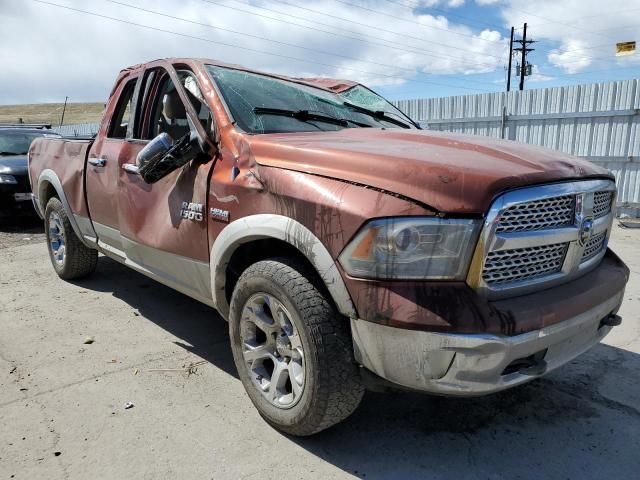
[{"x1": 28, "y1": 58, "x2": 629, "y2": 435}]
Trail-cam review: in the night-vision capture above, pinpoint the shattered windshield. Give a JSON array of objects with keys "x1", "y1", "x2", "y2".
[
  {"x1": 338, "y1": 84, "x2": 415, "y2": 127},
  {"x1": 206, "y1": 65, "x2": 416, "y2": 134}
]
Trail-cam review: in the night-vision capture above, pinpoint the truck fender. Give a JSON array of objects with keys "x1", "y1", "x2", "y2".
[
  {"x1": 210, "y1": 214, "x2": 357, "y2": 320},
  {"x1": 37, "y1": 169, "x2": 93, "y2": 248}
]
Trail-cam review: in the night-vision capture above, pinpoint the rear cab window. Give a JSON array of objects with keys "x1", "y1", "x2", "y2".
[{"x1": 108, "y1": 79, "x2": 137, "y2": 139}]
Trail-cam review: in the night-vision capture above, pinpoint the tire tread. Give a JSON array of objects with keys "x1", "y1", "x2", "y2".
[
  {"x1": 230, "y1": 258, "x2": 364, "y2": 436},
  {"x1": 45, "y1": 197, "x2": 97, "y2": 280}
]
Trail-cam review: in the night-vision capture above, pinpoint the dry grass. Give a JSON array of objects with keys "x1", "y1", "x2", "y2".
[{"x1": 0, "y1": 103, "x2": 104, "y2": 125}]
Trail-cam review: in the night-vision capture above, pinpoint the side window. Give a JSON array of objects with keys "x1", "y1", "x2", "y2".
[
  {"x1": 132, "y1": 70, "x2": 157, "y2": 139},
  {"x1": 144, "y1": 74, "x2": 191, "y2": 141},
  {"x1": 108, "y1": 79, "x2": 137, "y2": 139},
  {"x1": 141, "y1": 68, "x2": 213, "y2": 141}
]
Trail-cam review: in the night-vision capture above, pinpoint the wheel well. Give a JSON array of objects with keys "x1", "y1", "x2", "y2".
[
  {"x1": 40, "y1": 181, "x2": 58, "y2": 207},
  {"x1": 224, "y1": 238, "x2": 334, "y2": 308}
]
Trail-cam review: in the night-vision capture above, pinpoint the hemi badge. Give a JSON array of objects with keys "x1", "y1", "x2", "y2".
[{"x1": 210, "y1": 208, "x2": 230, "y2": 223}]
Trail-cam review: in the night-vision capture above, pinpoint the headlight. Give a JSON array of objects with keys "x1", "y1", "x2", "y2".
[
  {"x1": 339, "y1": 217, "x2": 481, "y2": 280},
  {"x1": 0, "y1": 174, "x2": 18, "y2": 184}
]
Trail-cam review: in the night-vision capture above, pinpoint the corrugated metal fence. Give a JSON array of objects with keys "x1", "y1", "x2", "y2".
[
  {"x1": 394, "y1": 79, "x2": 640, "y2": 214},
  {"x1": 52, "y1": 122, "x2": 100, "y2": 137}
]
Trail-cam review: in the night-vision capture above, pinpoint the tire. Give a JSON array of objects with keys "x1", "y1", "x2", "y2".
[
  {"x1": 44, "y1": 197, "x2": 98, "y2": 280},
  {"x1": 229, "y1": 258, "x2": 364, "y2": 436}
]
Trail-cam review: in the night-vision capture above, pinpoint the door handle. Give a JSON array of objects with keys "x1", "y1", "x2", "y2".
[
  {"x1": 88, "y1": 157, "x2": 106, "y2": 167},
  {"x1": 122, "y1": 163, "x2": 139, "y2": 174}
]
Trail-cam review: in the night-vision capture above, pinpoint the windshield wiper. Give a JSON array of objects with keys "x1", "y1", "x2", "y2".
[
  {"x1": 253, "y1": 107, "x2": 352, "y2": 128},
  {"x1": 342, "y1": 101, "x2": 415, "y2": 129},
  {"x1": 0, "y1": 151, "x2": 24, "y2": 156}
]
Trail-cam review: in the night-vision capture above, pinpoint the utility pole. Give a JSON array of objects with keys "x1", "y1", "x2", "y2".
[
  {"x1": 513, "y1": 23, "x2": 535, "y2": 91},
  {"x1": 59, "y1": 96, "x2": 69, "y2": 127},
  {"x1": 506, "y1": 26, "x2": 514, "y2": 92},
  {"x1": 519, "y1": 23, "x2": 528, "y2": 90}
]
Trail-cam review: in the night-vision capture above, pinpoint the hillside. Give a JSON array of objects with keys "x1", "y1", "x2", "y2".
[{"x1": 0, "y1": 102, "x2": 104, "y2": 125}]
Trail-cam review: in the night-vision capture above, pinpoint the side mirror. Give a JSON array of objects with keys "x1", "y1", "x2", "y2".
[
  {"x1": 137, "y1": 131, "x2": 205, "y2": 184},
  {"x1": 136, "y1": 132, "x2": 172, "y2": 171}
]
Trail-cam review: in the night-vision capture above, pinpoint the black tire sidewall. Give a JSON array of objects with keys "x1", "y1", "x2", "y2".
[
  {"x1": 229, "y1": 268, "x2": 321, "y2": 430},
  {"x1": 44, "y1": 198, "x2": 68, "y2": 277}
]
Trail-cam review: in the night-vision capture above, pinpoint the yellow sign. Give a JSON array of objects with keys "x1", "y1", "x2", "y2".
[{"x1": 616, "y1": 41, "x2": 636, "y2": 57}]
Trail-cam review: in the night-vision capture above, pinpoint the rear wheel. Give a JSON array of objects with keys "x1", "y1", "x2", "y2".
[
  {"x1": 229, "y1": 258, "x2": 364, "y2": 436},
  {"x1": 44, "y1": 197, "x2": 97, "y2": 280}
]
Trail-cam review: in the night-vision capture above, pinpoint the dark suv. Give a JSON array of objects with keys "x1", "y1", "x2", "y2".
[{"x1": 0, "y1": 127, "x2": 60, "y2": 218}]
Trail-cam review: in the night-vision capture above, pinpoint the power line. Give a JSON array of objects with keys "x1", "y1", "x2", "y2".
[
  {"x1": 545, "y1": 64, "x2": 640, "y2": 80},
  {"x1": 198, "y1": 0, "x2": 505, "y2": 70},
  {"x1": 226, "y1": 0, "x2": 506, "y2": 62},
  {"x1": 30, "y1": 0, "x2": 497, "y2": 94},
  {"x1": 330, "y1": 0, "x2": 505, "y2": 45},
  {"x1": 500, "y1": 5, "x2": 622, "y2": 43},
  {"x1": 325, "y1": 0, "x2": 626, "y2": 67},
  {"x1": 595, "y1": 24, "x2": 640, "y2": 33},
  {"x1": 381, "y1": 0, "x2": 509, "y2": 32},
  {"x1": 528, "y1": 6, "x2": 640, "y2": 29},
  {"x1": 104, "y1": 0, "x2": 501, "y2": 88},
  {"x1": 345, "y1": 0, "x2": 634, "y2": 66}
]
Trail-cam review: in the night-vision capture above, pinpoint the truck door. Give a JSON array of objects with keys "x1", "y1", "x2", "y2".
[
  {"x1": 86, "y1": 74, "x2": 142, "y2": 259},
  {"x1": 117, "y1": 66, "x2": 216, "y2": 304}
]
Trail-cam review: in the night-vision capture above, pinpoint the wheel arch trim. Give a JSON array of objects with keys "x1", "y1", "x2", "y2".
[
  {"x1": 37, "y1": 169, "x2": 90, "y2": 247},
  {"x1": 210, "y1": 214, "x2": 356, "y2": 320}
]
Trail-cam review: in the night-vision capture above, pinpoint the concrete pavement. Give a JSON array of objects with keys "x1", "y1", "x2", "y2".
[{"x1": 1, "y1": 223, "x2": 639, "y2": 479}]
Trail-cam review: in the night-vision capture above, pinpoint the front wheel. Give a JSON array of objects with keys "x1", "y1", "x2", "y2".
[
  {"x1": 44, "y1": 197, "x2": 98, "y2": 280},
  {"x1": 229, "y1": 258, "x2": 364, "y2": 436}
]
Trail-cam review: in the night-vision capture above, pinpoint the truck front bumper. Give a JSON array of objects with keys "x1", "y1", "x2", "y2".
[{"x1": 351, "y1": 286, "x2": 624, "y2": 396}]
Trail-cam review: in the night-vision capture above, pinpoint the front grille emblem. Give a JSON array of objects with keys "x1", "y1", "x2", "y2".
[{"x1": 578, "y1": 218, "x2": 594, "y2": 246}]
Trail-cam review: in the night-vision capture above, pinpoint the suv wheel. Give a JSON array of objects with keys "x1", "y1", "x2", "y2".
[
  {"x1": 229, "y1": 258, "x2": 364, "y2": 436},
  {"x1": 44, "y1": 197, "x2": 98, "y2": 280}
]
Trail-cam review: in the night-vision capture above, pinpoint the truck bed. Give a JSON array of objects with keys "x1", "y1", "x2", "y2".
[{"x1": 28, "y1": 137, "x2": 94, "y2": 219}]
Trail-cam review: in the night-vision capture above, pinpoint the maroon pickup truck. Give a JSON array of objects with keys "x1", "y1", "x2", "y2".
[{"x1": 29, "y1": 58, "x2": 629, "y2": 436}]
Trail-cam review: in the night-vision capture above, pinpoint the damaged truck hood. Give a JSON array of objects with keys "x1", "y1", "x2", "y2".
[{"x1": 248, "y1": 128, "x2": 612, "y2": 214}]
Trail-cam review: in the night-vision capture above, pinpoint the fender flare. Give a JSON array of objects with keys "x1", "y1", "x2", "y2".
[
  {"x1": 37, "y1": 169, "x2": 90, "y2": 247},
  {"x1": 210, "y1": 214, "x2": 356, "y2": 320}
]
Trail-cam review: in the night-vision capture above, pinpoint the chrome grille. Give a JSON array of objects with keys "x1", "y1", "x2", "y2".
[
  {"x1": 581, "y1": 230, "x2": 607, "y2": 262},
  {"x1": 483, "y1": 243, "x2": 568, "y2": 285},
  {"x1": 472, "y1": 179, "x2": 617, "y2": 299},
  {"x1": 495, "y1": 195, "x2": 575, "y2": 233},
  {"x1": 593, "y1": 191, "x2": 613, "y2": 219}
]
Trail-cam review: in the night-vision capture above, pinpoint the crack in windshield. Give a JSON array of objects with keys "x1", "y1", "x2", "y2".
[{"x1": 206, "y1": 65, "x2": 416, "y2": 134}]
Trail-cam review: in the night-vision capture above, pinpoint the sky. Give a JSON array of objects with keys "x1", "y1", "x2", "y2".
[{"x1": 0, "y1": 0, "x2": 638, "y2": 105}]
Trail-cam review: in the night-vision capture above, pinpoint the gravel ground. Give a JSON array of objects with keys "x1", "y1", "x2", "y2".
[
  {"x1": 0, "y1": 217, "x2": 45, "y2": 250},
  {"x1": 0, "y1": 221, "x2": 638, "y2": 479}
]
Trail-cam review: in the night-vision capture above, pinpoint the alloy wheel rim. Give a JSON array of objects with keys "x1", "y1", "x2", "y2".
[
  {"x1": 240, "y1": 293, "x2": 305, "y2": 409},
  {"x1": 48, "y1": 211, "x2": 66, "y2": 266}
]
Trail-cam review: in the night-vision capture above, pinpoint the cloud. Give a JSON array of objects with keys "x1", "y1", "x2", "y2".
[
  {"x1": 447, "y1": 0, "x2": 466, "y2": 7},
  {"x1": 475, "y1": 0, "x2": 502, "y2": 5},
  {"x1": 547, "y1": 40, "x2": 592, "y2": 74},
  {"x1": 0, "y1": 0, "x2": 506, "y2": 104},
  {"x1": 527, "y1": 65, "x2": 555, "y2": 82}
]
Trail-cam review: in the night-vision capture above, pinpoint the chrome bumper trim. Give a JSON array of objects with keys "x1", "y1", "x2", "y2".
[{"x1": 351, "y1": 289, "x2": 624, "y2": 396}]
